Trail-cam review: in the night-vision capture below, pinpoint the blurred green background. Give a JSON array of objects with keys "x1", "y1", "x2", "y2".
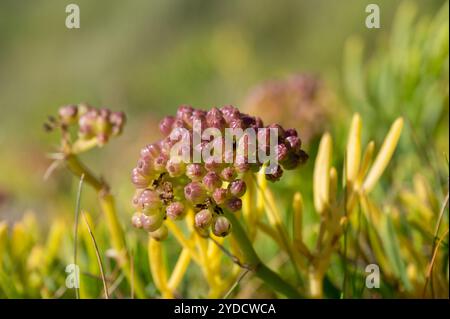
[
  {"x1": 0, "y1": 0, "x2": 446, "y2": 232},
  {"x1": 0, "y1": 0, "x2": 448, "y2": 299}
]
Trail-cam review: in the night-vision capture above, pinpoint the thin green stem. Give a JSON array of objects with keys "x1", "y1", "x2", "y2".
[
  {"x1": 65, "y1": 154, "x2": 106, "y2": 192},
  {"x1": 223, "y1": 270, "x2": 250, "y2": 299},
  {"x1": 225, "y1": 211, "x2": 302, "y2": 298},
  {"x1": 73, "y1": 174, "x2": 84, "y2": 299},
  {"x1": 81, "y1": 212, "x2": 110, "y2": 299},
  {"x1": 64, "y1": 153, "x2": 146, "y2": 298}
]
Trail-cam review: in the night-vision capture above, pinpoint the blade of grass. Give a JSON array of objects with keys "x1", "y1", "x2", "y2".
[
  {"x1": 422, "y1": 192, "x2": 449, "y2": 297},
  {"x1": 423, "y1": 229, "x2": 448, "y2": 297},
  {"x1": 108, "y1": 273, "x2": 125, "y2": 297},
  {"x1": 223, "y1": 270, "x2": 250, "y2": 299},
  {"x1": 73, "y1": 174, "x2": 84, "y2": 299},
  {"x1": 130, "y1": 249, "x2": 135, "y2": 299},
  {"x1": 426, "y1": 192, "x2": 449, "y2": 298},
  {"x1": 380, "y1": 211, "x2": 412, "y2": 292},
  {"x1": 81, "y1": 212, "x2": 110, "y2": 299},
  {"x1": 432, "y1": 192, "x2": 449, "y2": 246}
]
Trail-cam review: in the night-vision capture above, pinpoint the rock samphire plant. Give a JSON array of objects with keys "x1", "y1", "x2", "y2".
[
  {"x1": 45, "y1": 103, "x2": 406, "y2": 299},
  {"x1": 131, "y1": 105, "x2": 308, "y2": 298},
  {"x1": 45, "y1": 103, "x2": 146, "y2": 298},
  {"x1": 130, "y1": 105, "x2": 308, "y2": 239}
]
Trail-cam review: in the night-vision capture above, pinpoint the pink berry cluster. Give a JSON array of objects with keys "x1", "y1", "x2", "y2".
[
  {"x1": 131, "y1": 105, "x2": 308, "y2": 240},
  {"x1": 52, "y1": 103, "x2": 126, "y2": 147}
]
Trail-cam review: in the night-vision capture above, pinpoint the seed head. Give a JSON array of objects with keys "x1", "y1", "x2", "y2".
[
  {"x1": 202, "y1": 171, "x2": 222, "y2": 192},
  {"x1": 159, "y1": 116, "x2": 176, "y2": 136},
  {"x1": 49, "y1": 103, "x2": 126, "y2": 151},
  {"x1": 195, "y1": 209, "x2": 214, "y2": 229},
  {"x1": 276, "y1": 143, "x2": 289, "y2": 162},
  {"x1": 266, "y1": 164, "x2": 284, "y2": 182},
  {"x1": 166, "y1": 202, "x2": 185, "y2": 220},
  {"x1": 166, "y1": 158, "x2": 186, "y2": 177},
  {"x1": 285, "y1": 128, "x2": 298, "y2": 137},
  {"x1": 206, "y1": 107, "x2": 226, "y2": 131},
  {"x1": 184, "y1": 182, "x2": 207, "y2": 204},
  {"x1": 130, "y1": 105, "x2": 308, "y2": 239},
  {"x1": 137, "y1": 157, "x2": 154, "y2": 177},
  {"x1": 226, "y1": 197, "x2": 242, "y2": 212},
  {"x1": 285, "y1": 135, "x2": 301, "y2": 152},
  {"x1": 228, "y1": 179, "x2": 246, "y2": 198},
  {"x1": 220, "y1": 166, "x2": 236, "y2": 181},
  {"x1": 212, "y1": 188, "x2": 228, "y2": 205},
  {"x1": 220, "y1": 105, "x2": 240, "y2": 123},
  {"x1": 139, "y1": 189, "x2": 162, "y2": 211},
  {"x1": 131, "y1": 168, "x2": 150, "y2": 189},
  {"x1": 140, "y1": 143, "x2": 161, "y2": 159},
  {"x1": 141, "y1": 211, "x2": 164, "y2": 232},
  {"x1": 154, "y1": 154, "x2": 169, "y2": 172},
  {"x1": 186, "y1": 163, "x2": 205, "y2": 181},
  {"x1": 213, "y1": 216, "x2": 232, "y2": 237}
]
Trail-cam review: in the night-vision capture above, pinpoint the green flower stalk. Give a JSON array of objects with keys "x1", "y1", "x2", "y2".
[{"x1": 46, "y1": 103, "x2": 146, "y2": 298}]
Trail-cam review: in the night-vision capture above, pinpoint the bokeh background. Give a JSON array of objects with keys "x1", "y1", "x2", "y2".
[
  {"x1": 0, "y1": 0, "x2": 444, "y2": 222},
  {"x1": 0, "y1": 0, "x2": 448, "y2": 298}
]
